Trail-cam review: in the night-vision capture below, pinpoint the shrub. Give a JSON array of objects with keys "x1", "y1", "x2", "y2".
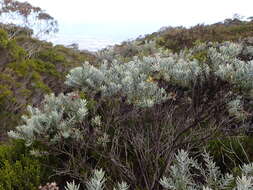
[
  {"x1": 160, "y1": 149, "x2": 253, "y2": 190},
  {"x1": 156, "y1": 19, "x2": 253, "y2": 53},
  {"x1": 8, "y1": 88, "x2": 225, "y2": 189},
  {"x1": 0, "y1": 140, "x2": 52, "y2": 190},
  {"x1": 54, "y1": 150, "x2": 253, "y2": 190},
  {"x1": 0, "y1": 26, "x2": 95, "y2": 134}
]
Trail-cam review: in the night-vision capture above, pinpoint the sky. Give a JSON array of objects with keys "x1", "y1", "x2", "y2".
[{"x1": 21, "y1": 0, "x2": 253, "y2": 51}]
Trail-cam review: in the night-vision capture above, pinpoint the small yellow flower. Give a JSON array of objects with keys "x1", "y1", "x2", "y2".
[{"x1": 146, "y1": 76, "x2": 154, "y2": 83}]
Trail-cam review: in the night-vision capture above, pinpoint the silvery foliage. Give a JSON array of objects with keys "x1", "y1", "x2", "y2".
[
  {"x1": 65, "y1": 181, "x2": 80, "y2": 190},
  {"x1": 66, "y1": 41, "x2": 253, "y2": 108},
  {"x1": 64, "y1": 152, "x2": 253, "y2": 190},
  {"x1": 208, "y1": 42, "x2": 253, "y2": 90},
  {"x1": 65, "y1": 47, "x2": 209, "y2": 107},
  {"x1": 160, "y1": 150, "x2": 253, "y2": 190},
  {"x1": 235, "y1": 176, "x2": 253, "y2": 190},
  {"x1": 149, "y1": 52, "x2": 209, "y2": 87},
  {"x1": 86, "y1": 169, "x2": 106, "y2": 190},
  {"x1": 156, "y1": 41, "x2": 253, "y2": 90},
  {"x1": 242, "y1": 46, "x2": 253, "y2": 59},
  {"x1": 227, "y1": 96, "x2": 247, "y2": 121},
  {"x1": 8, "y1": 93, "x2": 90, "y2": 146},
  {"x1": 85, "y1": 169, "x2": 129, "y2": 190},
  {"x1": 159, "y1": 149, "x2": 200, "y2": 190},
  {"x1": 241, "y1": 163, "x2": 253, "y2": 176},
  {"x1": 113, "y1": 182, "x2": 129, "y2": 190},
  {"x1": 164, "y1": 41, "x2": 253, "y2": 91},
  {"x1": 65, "y1": 59, "x2": 168, "y2": 108}
]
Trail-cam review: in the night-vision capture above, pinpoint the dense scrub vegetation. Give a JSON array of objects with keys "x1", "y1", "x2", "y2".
[
  {"x1": 0, "y1": 140, "x2": 53, "y2": 190},
  {"x1": 107, "y1": 17, "x2": 253, "y2": 58},
  {"x1": 2, "y1": 1, "x2": 253, "y2": 188},
  {"x1": 0, "y1": 25, "x2": 95, "y2": 137},
  {"x1": 154, "y1": 17, "x2": 253, "y2": 53}
]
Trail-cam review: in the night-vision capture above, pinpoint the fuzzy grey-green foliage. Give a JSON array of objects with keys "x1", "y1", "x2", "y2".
[
  {"x1": 154, "y1": 41, "x2": 253, "y2": 90},
  {"x1": 86, "y1": 169, "x2": 106, "y2": 190},
  {"x1": 150, "y1": 52, "x2": 209, "y2": 87},
  {"x1": 113, "y1": 182, "x2": 129, "y2": 190},
  {"x1": 65, "y1": 181, "x2": 80, "y2": 190},
  {"x1": 85, "y1": 169, "x2": 129, "y2": 190},
  {"x1": 65, "y1": 58, "x2": 168, "y2": 107},
  {"x1": 160, "y1": 150, "x2": 253, "y2": 190},
  {"x1": 209, "y1": 42, "x2": 253, "y2": 90},
  {"x1": 63, "y1": 150, "x2": 253, "y2": 190},
  {"x1": 227, "y1": 96, "x2": 247, "y2": 121},
  {"x1": 8, "y1": 92, "x2": 91, "y2": 145},
  {"x1": 66, "y1": 41, "x2": 253, "y2": 109}
]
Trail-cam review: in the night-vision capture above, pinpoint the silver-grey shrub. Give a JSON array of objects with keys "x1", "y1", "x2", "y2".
[
  {"x1": 66, "y1": 41, "x2": 253, "y2": 100},
  {"x1": 160, "y1": 150, "x2": 253, "y2": 190},
  {"x1": 65, "y1": 59, "x2": 168, "y2": 108},
  {"x1": 8, "y1": 92, "x2": 93, "y2": 145},
  {"x1": 63, "y1": 150, "x2": 253, "y2": 190}
]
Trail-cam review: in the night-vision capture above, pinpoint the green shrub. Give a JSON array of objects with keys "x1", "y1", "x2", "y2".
[
  {"x1": 156, "y1": 19, "x2": 253, "y2": 52},
  {"x1": 0, "y1": 29, "x2": 9, "y2": 48},
  {"x1": 0, "y1": 26, "x2": 95, "y2": 134},
  {"x1": 207, "y1": 136, "x2": 253, "y2": 173},
  {"x1": 0, "y1": 140, "x2": 52, "y2": 190}
]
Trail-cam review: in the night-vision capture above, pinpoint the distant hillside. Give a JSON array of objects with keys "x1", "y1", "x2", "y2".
[
  {"x1": 147, "y1": 17, "x2": 253, "y2": 52},
  {"x1": 96, "y1": 17, "x2": 253, "y2": 61}
]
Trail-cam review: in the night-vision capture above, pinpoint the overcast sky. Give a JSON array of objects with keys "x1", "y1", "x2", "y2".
[{"x1": 22, "y1": 0, "x2": 253, "y2": 50}]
